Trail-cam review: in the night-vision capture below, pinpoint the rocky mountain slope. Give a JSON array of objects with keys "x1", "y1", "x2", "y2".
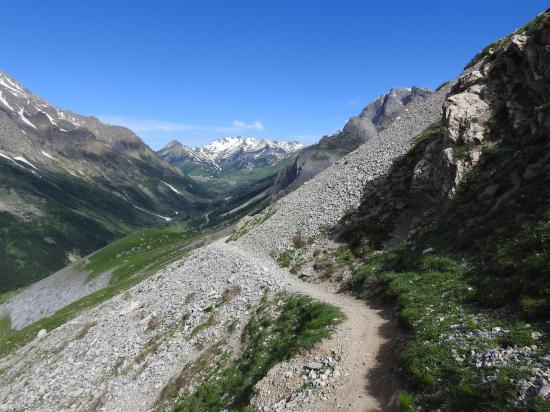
[
  {"x1": 269, "y1": 87, "x2": 433, "y2": 197},
  {"x1": 0, "y1": 72, "x2": 211, "y2": 292},
  {"x1": 1, "y1": 8, "x2": 549, "y2": 412},
  {"x1": 0, "y1": 64, "x2": 452, "y2": 412},
  {"x1": 244, "y1": 9, "x2": 550, "y2": 410}
]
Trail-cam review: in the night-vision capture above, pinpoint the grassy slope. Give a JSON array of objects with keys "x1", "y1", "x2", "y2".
[
  {"x1": 0, "y1": 224, "x2": 208, "y2": 357},
  {"x1": 0, "y1": 154, "x2": 210, "y2": 293},
  {"x1": 168, "y1": 292, "x2": 344, "y2": 411}
]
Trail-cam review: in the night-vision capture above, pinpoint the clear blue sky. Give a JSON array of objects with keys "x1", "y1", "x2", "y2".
[{"x1": 1, "y1": 1, "x2": 547, "y2": 149}]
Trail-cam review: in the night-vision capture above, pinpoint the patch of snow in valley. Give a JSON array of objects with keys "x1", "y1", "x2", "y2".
[
  {"x1": 14, "y1": 156, "x2": 40, "y2": 171},
  {"x1": 131, "y1": 204, "x2": 172, "y2": 222},
  {"x1": 160, "y1": 180, "x2": 182, "y2": 195}
]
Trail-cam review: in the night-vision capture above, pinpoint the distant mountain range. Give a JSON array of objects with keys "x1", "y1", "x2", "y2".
[{"x1": 157, "y1": 137, "x2": 303, "y2": 175}]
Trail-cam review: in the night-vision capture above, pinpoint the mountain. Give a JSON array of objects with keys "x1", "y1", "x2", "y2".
[
  {"x1": 1, "y1": 9, "x2": 550, "y2": 412},
  {"x1": 158, "y1": 136, "x2": 303, "y2": 175},
  {"x1": 0, "y1": 71, "x2": 211, "y2": 292},
  {"x1": 270, "y1": 86, "x2": 433, "y2": 197},
  {"x1": 157, "y1": 140, "x2": 221, "y2": 174},
  {"x1": 158, "y1": 137, "x2": 304, "y2": 225}
]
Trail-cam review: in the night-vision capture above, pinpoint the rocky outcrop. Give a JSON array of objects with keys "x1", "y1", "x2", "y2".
[
  {"x1": 411, "y1": 65, "x2": 493, "y2": 200},
  {"x1": 412, "y1": 10, "x2": 550, "y2": 202}
]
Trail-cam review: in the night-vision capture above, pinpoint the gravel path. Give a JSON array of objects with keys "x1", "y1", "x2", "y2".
[{"x1": 230, "y1": 242, "x2": 396, "y2": 411}]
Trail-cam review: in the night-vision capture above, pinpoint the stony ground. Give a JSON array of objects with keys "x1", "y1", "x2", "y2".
[
  {"x1": 0, "y1": 263, "x2": 112, "y2": 330},
  {"x1": 0, "y1": 81, "x2": 453, "y2": 411},
  {"x1": 239, "y1": 81, "x2": 453, "y2": 255}
]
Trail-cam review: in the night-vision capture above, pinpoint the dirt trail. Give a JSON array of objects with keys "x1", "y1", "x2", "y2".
[
  {"x1": 285, "y1": 278, "x2": 398, "y2": 411},
  {"x1": 227, "y1": 241, "x2": 399, "y2": 411}
]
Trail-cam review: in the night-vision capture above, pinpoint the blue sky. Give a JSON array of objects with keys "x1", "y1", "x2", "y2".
[{"x1": 1, "y1": 1, "x2": 547, "y2": 149}]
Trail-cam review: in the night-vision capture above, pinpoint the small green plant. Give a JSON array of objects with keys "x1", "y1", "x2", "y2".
[
  {"x1": 397, "y1": 391, "x2": 414, "y2": 411},
  {"x1": 277, "y1": 248, "x2": 295, "y2": 268},
  {"x1": 190, "y1": 314, "x2": 217, "y2": 338}
]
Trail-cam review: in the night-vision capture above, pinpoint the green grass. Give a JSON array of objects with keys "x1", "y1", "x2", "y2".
[
  {"x1": 0, "y1": 316, "x2": 11, "y2": 338},
  {"x1": 276, "y1": 248, "x2": 295, "y2": 268},
  {"x1": 312, "y1": 245, "x2": 354, "y2": 280},
  {"x1": 348, "y1": 247, "x2": 548, "y2": 410},
  {"x1": 0, "y1": 224, "x2": 211, "y2": 358},
  {"x1": 82, "y1": 225, "x2": 194, "y2": 284},
  {"x1": 173, "y1": 292, "x2": 345, "y2": 411},
  {"x1": 0, "y1": 288, "x2": 24, "y2": 305},
  {"x1": 341, "y1": 98, "x2": 550, "y2": 409}
]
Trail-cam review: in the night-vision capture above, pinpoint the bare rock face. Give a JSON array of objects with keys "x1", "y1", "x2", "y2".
[
  {"x1": 442, "y1": 81, "x2": 492, "y2": 145},
  {"x1": 413, "y1": 11, "x2": 550, "y2": 202},
  {"x1": 412, "y1": 66, "x2": 492, "y2": 201}
]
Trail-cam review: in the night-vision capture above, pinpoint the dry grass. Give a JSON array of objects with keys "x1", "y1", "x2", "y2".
[
  {"x1": 147, "y1": 316, "x2": 158, "y2": 331},
  {"x1": 222, "y1": 285, "x2": 241, "y2": 303},
  {"x1": 76, "y1": 320, "x2": 97, "y2": 339}
]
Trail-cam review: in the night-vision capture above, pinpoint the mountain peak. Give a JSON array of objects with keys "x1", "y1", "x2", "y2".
[{"x1": 158, "y1": 136, "x2": 303, "y2": 175}]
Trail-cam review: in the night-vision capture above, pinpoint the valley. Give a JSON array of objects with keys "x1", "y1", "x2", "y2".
[{"x1": 0, "y1": 5, "x2": 549, "y2": 412}]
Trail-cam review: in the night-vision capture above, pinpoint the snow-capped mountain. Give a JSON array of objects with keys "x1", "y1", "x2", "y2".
[
  {"x1": 158, "y1": 137, "x2": 304, "y2": 174},
  {"x1": 157, "y1": 140, "x2": 221, "y2": 172}
]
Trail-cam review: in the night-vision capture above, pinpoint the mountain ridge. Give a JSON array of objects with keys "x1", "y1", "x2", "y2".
[
  {"x1": 158, "y1": 136, "x2": 303, "y2": 175},
  {"x1": 0, "y1": 71, "x2": 212, "y2": 292}
]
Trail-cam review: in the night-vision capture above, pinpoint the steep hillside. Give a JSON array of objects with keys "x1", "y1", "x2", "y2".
[
  {"x1": 270, "y1": 87, "x2": 433, "y2": 197},
  {"x1": 238, "y1": 9, "x2": 550, "y2": 411},
  {"x1": 0, "y1": 72, "x2": 211, "y2": 292}
]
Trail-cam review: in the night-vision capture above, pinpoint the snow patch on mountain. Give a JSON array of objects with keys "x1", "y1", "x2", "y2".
[
  {"x1": 18, "y1": 109, "x2": 36, "y2": 129},
  {"x1": 202, "y1": 137, "x2": 303, "y2": 160},
  {"x1": 0, "y1": 92, "x2": 14, "y2": 111},
  {"x1": 131, "y1": 204, "x2": 172, "y2": 222},
  {"x1": 158, "y1": 137, "x2": 303, "y2": 174},
  {"x1": 14, "y1": 156, "x2": 39, "y2": 171},
  {"x1": 160, "y1": 180, "x2": 182, "y2": 195},
  {"x1": 41, "y1": 151, "x2": 57, "y2": 161}
]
